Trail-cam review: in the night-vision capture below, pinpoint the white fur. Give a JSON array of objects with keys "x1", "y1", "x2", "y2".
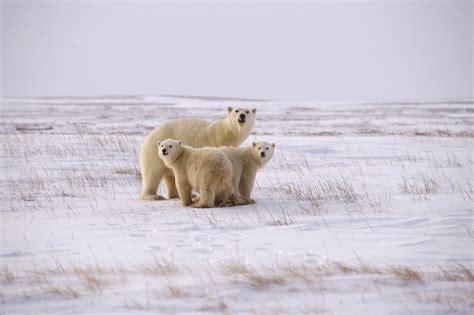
[
  {"x1": 139, "y1": 107, "x2": 256, "y2": 200},
  {"x1": 220, "y1": 141, "x2": 275, "y2": 205},
  {"x1": 158, "y1": 139, "x2": 233, "y2": 208}
]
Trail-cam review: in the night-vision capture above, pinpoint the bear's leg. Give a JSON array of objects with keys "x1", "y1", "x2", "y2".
[
  {"x1": 176, "y1": 176, "x2": 193, "y2": 206},
  {"x1": 163, "y1": 174, "x2": 179, "y2": 199},
  {"x1": 216, "y1": 181, "x2": 234, "y2": 207},
  {"x1": 140, "y1": 163, "x2": 165, "y2": 200},
  {"x1": 229, "y1": 182, "x2": 246, "y2": 206},
  {"x1": 216, "y1": 190, "x2": 233, "y2": 207},
  {"x1": 239, "y1": 172, "x2": 257, "y2": 204},
  {"x1": 232, "y1": 194, "x2": 248, "y2": 206},
  {"x1": 192, "y1": 186, "x2": 215, "y2": 208}
]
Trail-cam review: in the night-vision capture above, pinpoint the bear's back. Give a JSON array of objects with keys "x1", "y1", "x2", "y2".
[{"x1": 153, "y1": 118, "x2": 211, "y2": 148}]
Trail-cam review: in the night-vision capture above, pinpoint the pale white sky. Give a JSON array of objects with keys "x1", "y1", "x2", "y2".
[{"x1": 1, "y1": 0, "x2": 472, "y2": 101}]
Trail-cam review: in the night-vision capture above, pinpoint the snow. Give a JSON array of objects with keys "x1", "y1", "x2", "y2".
[{"x1": 1, "y1": 96, "x2": 473, "y2": 314}]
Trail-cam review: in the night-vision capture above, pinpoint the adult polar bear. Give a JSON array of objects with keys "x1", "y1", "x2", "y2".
[{"x1": 140, "y1": 107, "x2": 256, "y2": 200}]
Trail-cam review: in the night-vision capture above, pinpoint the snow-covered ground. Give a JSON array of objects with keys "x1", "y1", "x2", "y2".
[{"x1": 1, "y1": 96, "x2": 473, "y2": 314}]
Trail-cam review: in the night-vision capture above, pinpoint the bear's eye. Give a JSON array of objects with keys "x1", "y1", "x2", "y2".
[
  {"x1": 169, "y1": 145, "x2": 173, "y2": 148},
  {"x1": 235, "y1": 110, "x2": 238, "y2": 113},
  {"x1": 258, "y1": 147, "x2": 261, "y2": 150},
  {"x1": 266, "y1": 148, "x2": 269, "y2": 150},
  {"x1": 246, "y1": 110, "x2": 249, "y2": 114}
]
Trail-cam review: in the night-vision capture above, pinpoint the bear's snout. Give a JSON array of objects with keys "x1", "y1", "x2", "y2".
[
  {"x1": 238, "y1": 113, "x2": 246, "y2": 123},
  {"x1": 260, "y1": 152, "x2": 266, "y2": 158},
  {"x1": 162, "y1": 148, "x2": 168, "y2": 155}
]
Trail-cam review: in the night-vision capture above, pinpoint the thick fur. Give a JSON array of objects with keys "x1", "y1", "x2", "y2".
[
  {"x1": 157, "y1": 139, "x2": 233, "y2": 208},
  {"x1": 140, "y1": 107, "x2": 256, "y2": 200},
  {"x1": 221, "y1": 141, "x2": 275, "y2": 205}
]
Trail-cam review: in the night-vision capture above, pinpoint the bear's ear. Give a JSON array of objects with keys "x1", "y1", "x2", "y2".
[
  {"x1": 227, "y1": 106, "x2": 233, "y2": 113},
  {"x1": 178, "y1": 141, "x2": 181, "y2": 145},
  {"x1": 272, "y1": 143, "x2": 275, "y2": 148},
  {"x1": 252, "y1": 108, "x2": 257, "y2": 114},
  {"x1": 252, "y1": 142, "x2": 257, "y2": 147},
  {"x1": 157, "y1": 141, "x2": 161, "y2": 146}
]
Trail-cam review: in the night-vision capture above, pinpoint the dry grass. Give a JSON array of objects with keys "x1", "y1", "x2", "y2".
[
  {"x1": 267, "y1": 206, "x2": 296, "y2": 226},
  {"x1": 279, "y1": 170, "x2": 358, "y2": 209},
  {"x1": 400, "y1": 174, "x2": 440, "y2": 198},
  {"x1": 2, "y1": 100, "x2": 474, "y2": 314},
  {"x1": 222, "y1": 261, "x2": 285, "y2": 289},
  {"x1": 224, "y1": 260, "x2": 391, "y2": 289},
  {"x1": 222, "y1": 260, "x2": 474, "y2": 287},
  {"x1": 141, "y1": 257, "x2": 178, "y2": 276},
  {"x1": 281, "y1": 264, "x2": 314, "y2": 284},
  {"x1": 3, "y1": 133, "x2": 142, "y2": 214},
  {"x1": 48, "y1": 284, "x2": 81, "y2": 298},
  {"x1": 388, "y1": 266, "x2": 423, "y2": 282},
  {"x1": 439, "y1": 264, "x2": 474, "y2": 282},
  {"x1": 244, "y1": 271, "x2": 286, "y2": 289},
  {"x1": 282, "y1": 182, "x2": 324, "y2": 210},
  {"x1": 331, "y1": 262, "x2": 424, "y2": 282},
  {"x1": 410, "y1": 130, "x2": 474, "y2": 138},
  {"x1": 1, "y1": 266, "x2": 14, "y2": 284},
  {"x1": 1, "y1": 259, "x2": 180, "y2": 301},
  {"x1": 300, "y1": 304, "x2": 333, "y2": 315},
  {"x1": 162, "y1": 283, "x2": 186, "y2": 298},
  {"x1": 2, "y1": 258, "x2": 473, "y2": 314},
  {"x1": 199, "y1": 298, "x2": 229, "y2": 313},
  {"x1": 121, "y1": 296, "x2": 149, "y2": 311},
  {"x1": 77, "y1": 272, "x2": 108, "y2": 293},
  {"x1": 222, "y1": 260, "x2": 252, "y2": 275},
  {"x1": 319, "y1": 179, "x2": 357, "y2": 203},
  {"x1": 324, "y1": 262, "x2": 474, "y2": 283},
  {"x1": 113, "y1": 165, "x2": 141, "y2": 179}
]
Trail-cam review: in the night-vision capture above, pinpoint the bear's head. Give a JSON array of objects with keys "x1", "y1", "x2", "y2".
[
  {"x1": 227, "y1": 106, "x2": 257, "y2": 128},
  {"x1": 252, "y1": 141, "x2": 275, "y2": 165},
  {"x1": 157, "y1": 139, "x2": 183, "y2": 162}
]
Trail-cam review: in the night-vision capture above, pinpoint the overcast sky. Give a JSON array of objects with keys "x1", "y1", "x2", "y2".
[{"x1": 1, "y1": 1, "x2": 472, "y2": 101}]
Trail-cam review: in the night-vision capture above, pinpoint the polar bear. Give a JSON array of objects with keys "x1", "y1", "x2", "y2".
[
  {"x1": 157, "y1": 139, "x2": 233, "y2": 208},
  {"x1": 220, "y1": 141, "x2": 275, "y2": 205},
  {"x1": 140, "y1": 107, "x2": 256, "y2": 200}
]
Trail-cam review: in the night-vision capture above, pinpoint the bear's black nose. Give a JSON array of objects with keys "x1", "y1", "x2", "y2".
[
  {"x1": 260, "y1": 152, "x2": 265, "y2": 158},
  {"x1": 162, "y1": 149, "x2": 167, "y2": 154},
  {"x1": 239, "y1": 113, "x2": 245, "y2": 119}
]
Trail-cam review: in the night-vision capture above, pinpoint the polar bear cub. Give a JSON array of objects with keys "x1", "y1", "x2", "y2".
[
  {"x1": 140, "y1": 107, "x2": 256, "y2": 201},
  {"x1": 221, "y1": 141, "x2": 275, "y2": 205},
  {"x1": 157, "y1": 139, "x2": 233, "y2": 208}
]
